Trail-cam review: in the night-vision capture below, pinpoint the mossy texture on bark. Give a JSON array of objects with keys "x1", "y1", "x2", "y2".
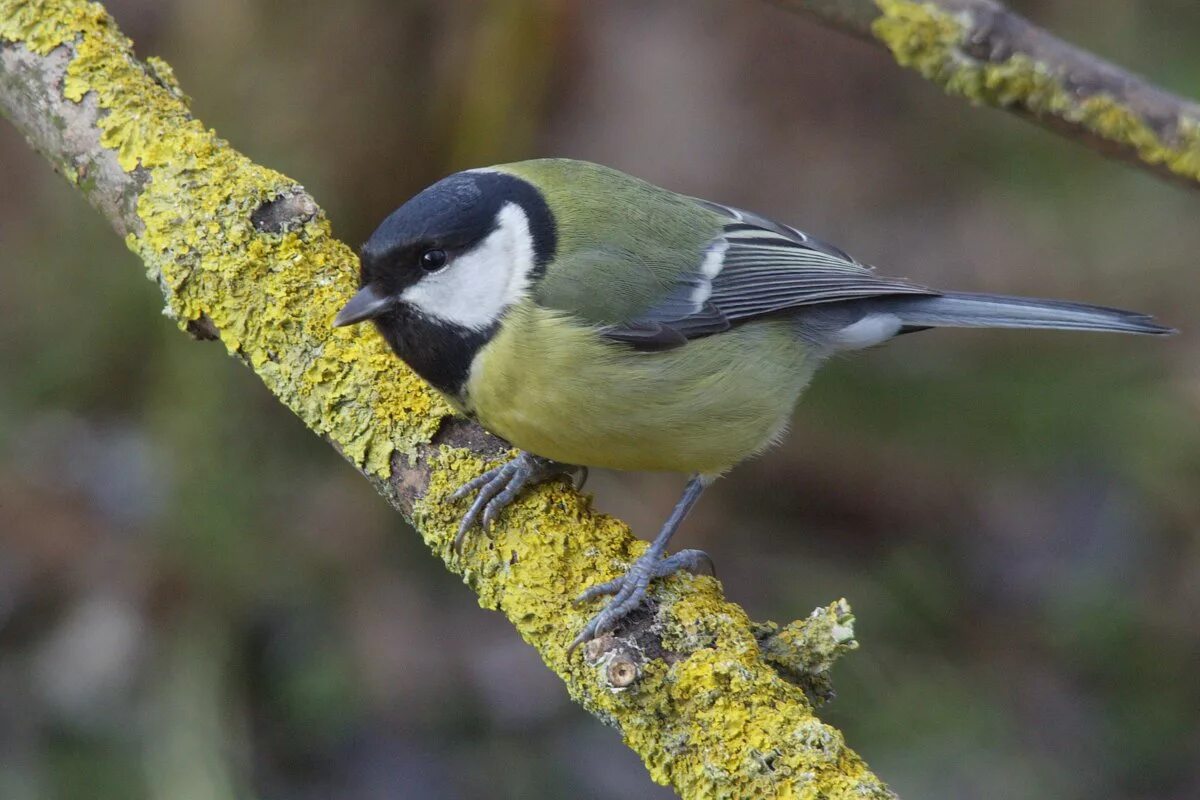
[
  {"x1": 871, "y1": 0, "x2": 1200, "y2": 185},
  {"x1": 0, "y1": 2, "x2": 891, "y2": 797}
]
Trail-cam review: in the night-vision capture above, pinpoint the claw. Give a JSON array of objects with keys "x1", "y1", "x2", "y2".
[
  {"x1": 573, "y1": 577, "x2": 623, "y2": 606},
  {"x1": 567, "y1": 547, "x2": 715, "y2": 655},
  {"x1": 448, "y1": 451, "x2": 572, "y2": 553},
  {"x1": 450, "y1": 468, "x2": 500, "y2": 503},
  {"x1": 668, "y1": 548, "x2": 716, "y2": 579},
  {"x1": 571, "y1": 466, "x2": 589, "y2": 492},
  {"x1": 454, "y1": 464, "x2": 511, "y2": 551}
]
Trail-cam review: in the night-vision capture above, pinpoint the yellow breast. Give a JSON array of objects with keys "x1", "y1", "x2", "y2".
[{"x1": 462, "y1": 304, "x2": 815, "y2": 475}]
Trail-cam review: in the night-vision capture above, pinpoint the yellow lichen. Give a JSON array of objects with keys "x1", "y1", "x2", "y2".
[
  {"x1": 416, "y1": 448, "x2": 889, "y2": 797},
  {"x1": 2, "y1": 0, "x2": 448, "y2": 477},
  {"x1": 872, "y1": 0, "x2": 1200, "y2": 183},
  {"x1": 2, "y1": 2, "x2": 890, "y2": 795}
]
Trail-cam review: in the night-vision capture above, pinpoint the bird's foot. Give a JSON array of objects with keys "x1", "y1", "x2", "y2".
[
  {"x1": 569, "y1": 548, "x2": 714, "y2": 653},
  {"x1": 450, "y1": 451, "x2": 580, "y2": 552}
]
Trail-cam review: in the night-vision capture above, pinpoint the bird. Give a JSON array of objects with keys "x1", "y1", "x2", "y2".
[{"x1": 333, "y1": 158, "x2": 1173, "y2": 652}]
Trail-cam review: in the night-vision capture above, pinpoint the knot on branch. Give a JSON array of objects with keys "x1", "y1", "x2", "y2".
[
  {"x1": 580, "y1": 602, "x2": 675, "y2": 688},
  {"x1": 251, "y1": 186, "x2": 319, "y2": 234},
  {"x1": 585, "y1": 641, "x2": 643, "y2": 690},
  {"x1": 184, "y1": 312, "x2": 220, "y2": 341}
]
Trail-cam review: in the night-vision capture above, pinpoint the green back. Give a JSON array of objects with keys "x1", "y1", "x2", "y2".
[{"x1": 495, "y1": 159, "x2": 724, "y2": 325}]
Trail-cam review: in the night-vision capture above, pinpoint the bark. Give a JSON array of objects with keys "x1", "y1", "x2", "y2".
[
  {"x1": 771, "y1": 0, "x2": 1200, "y2": 190},
  {"x1": 0, "y1": 2, "x2": 888, "y2": 797}
]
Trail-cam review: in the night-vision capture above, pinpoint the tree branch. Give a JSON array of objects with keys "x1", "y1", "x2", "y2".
[
  {"x1": 771, "y1": 0, "x2": 1200, "y2": 190},
  {"x1": 0, "y1": 2, "x2": 892, "y2": 797}
]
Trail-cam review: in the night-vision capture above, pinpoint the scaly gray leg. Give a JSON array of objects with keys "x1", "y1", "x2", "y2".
[
  {"x1": 569, "y1": 475, "x2": 714, "y2": 653},
  {"x1": 449, "y1": 451, "x2": 578, "y2": 552}
]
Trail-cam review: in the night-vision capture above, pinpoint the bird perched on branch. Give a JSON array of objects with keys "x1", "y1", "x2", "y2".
[{"x1": 334, "y1": 158, "x2": 1173, "y2": 651}]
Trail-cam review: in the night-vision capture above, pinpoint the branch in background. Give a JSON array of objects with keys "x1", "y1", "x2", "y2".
[
  {"x1": 0, "y1": 2, "x2": 890, "y2": 797},
  {"x1": 772, "y1": 0, "x2": 1200, "y2": 190}
]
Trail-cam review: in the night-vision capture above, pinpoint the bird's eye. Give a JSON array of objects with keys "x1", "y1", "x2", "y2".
[{"x1": 419, "y1": 249, "x2": 447, "y2": 272}]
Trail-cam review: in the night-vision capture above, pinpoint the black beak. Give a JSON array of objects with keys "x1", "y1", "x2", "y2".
[{"x1": 334, "y1": 284, "x2": 392, "y2": 327}]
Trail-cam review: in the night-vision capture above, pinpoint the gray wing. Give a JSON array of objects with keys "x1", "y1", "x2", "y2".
[{"x1": 602, "y1": 199, "x2": 939, "y2": 349}]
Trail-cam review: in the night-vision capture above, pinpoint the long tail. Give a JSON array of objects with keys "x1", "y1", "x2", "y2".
[{"x1": 879, "y1": 291, "x2": 1175, "y2": 336}]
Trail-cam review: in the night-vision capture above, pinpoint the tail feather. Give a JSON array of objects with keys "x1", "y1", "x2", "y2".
[{"x1": 879, "y1": 291, "x2": 1175, "y2": 336}]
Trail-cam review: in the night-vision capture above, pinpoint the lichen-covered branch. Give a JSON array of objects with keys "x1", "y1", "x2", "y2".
[
  {"x1": 0, "y1": 2, "x2": 892, "y2": 797},
  {"x1": 771, "y1": 0, "x2": 1200, "y2": 189}
]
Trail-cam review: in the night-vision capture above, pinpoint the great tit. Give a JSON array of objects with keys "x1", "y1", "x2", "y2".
[{"x1": 334, "y1": 158, "x2": 1173, "y2": 651}]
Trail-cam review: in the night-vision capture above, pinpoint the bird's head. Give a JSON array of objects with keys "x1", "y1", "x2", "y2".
[
  {"x1": 334, "y1": 169, "x2": 556, "y2": 335},
  {"x1": 333, "y1": 168, "x2": 557, "y2": 396}
]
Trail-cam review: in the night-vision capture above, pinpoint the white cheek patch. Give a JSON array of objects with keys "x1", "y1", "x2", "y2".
[{"x1": 400, "y1": 202, "x2": 537, "y2": 331}]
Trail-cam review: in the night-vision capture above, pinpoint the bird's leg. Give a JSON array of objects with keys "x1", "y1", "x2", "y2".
[
  {"x1": 450, "y1": 450, "x2": 579, "y2": 552},
  {"x1": 569, "y1": 475, "x2": 713, "y2": 653}
]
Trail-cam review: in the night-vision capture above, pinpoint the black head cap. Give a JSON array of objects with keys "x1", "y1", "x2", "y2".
[
  {"x1": 359, "y1": 169, "x2": 556, "y2": 296},
  {"x1": 339, "y1": 168, "x2": 557, "y2": 398}
]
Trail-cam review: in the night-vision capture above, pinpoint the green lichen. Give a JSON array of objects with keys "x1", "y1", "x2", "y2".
[
  {"x1": 872, "y1": 0, "x2": 1200, "y2": 183},
  {"x1": 1, "y1": 2, "x2": 890, "y2": 796}
]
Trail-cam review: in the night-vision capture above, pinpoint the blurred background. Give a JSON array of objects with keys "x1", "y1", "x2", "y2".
[{"x1": 2, "y1": 0, "x2": 1198, "y2": 797}]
